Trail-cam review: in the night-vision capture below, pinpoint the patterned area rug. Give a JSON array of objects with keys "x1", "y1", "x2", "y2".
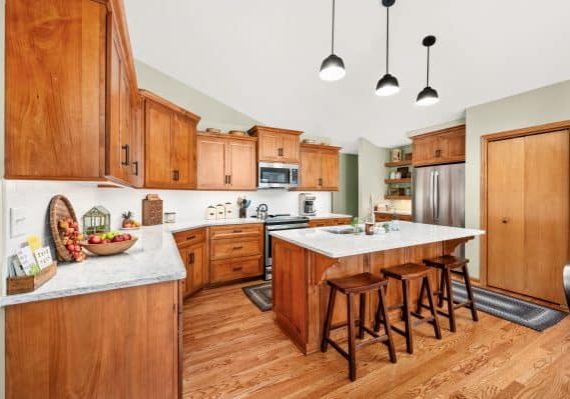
[
  {"x1": 243, "y1": 282, "x2": 272, "y2": 312},
  {"x1": 452, "y1": 281, "x2": 567, "y2": 332}
]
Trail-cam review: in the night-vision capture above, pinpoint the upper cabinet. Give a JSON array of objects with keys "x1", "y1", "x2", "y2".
[
  {"x1": 412, "y1": 125, "x2": 466, "y2": 166},
  {"x1": 5, "y1": 0, "x2": 108, "y2": 180},
  {"x1": 141, "y1": 91, "x2": 200, "y2": 189},
  {"x1": 5, "y1": 0, "x2": 142, "y2": 185},
  {"x1": 196, "y1": 134, "x2": 257, "y2": 191},
  {"x1": 298, "y1": 144, "x2": 341, "y2": 191},
  {"x1": 248, "y1": 126, "x2": 302, "y2": 164}
]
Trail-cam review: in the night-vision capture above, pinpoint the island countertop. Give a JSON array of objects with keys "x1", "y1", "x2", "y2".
[
  {"x1": 1, "y1": 218, "x2": 265, "y2": 307},
  {"x1": 270, "y1": 221, "x2": 484, "y2": 259}
]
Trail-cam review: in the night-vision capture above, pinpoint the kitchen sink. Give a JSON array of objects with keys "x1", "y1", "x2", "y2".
[{"x1": 323, "y1": 227, "x2": 358, "y2": 235}]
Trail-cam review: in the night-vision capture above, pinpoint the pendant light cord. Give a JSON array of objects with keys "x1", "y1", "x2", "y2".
[
  {"x1": 426, "y1": 46, "x2": 430, "y2": 86},
  {"x1": 331, "y1": 0, "x2": 336, "y2": 54},
  {"x1": 386, "y1": 7, "x2": 390, "y2": 73}
]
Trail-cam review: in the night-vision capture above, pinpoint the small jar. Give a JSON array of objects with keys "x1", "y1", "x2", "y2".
[
  {"x1": 365, "y1": 222, "x2": 375, "y2": 235},
  {"x1": 164, "y1": 212, "x2": 176, "y2": 223}
]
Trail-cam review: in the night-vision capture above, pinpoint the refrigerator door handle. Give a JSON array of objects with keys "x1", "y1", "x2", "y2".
[
  {"x1": 429, "y1": 170, "x2": 435, "y2": 220},
  {"x1": 434, "y1": 170, "x2": 440, "y2": 220}
]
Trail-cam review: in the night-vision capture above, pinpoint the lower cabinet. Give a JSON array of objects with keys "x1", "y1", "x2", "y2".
[
  {"x1": 375, "y1": 212, "x2": 413, "y2": 222},
  {"x1": 308, "y1": 217, "x2": 351, "y2": 228},
  {"x1": 175, "y1": 224, "x2": 264, "y2": 298}
]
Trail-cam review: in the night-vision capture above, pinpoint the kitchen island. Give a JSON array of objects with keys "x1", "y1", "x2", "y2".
[{"x1": 270, "y1": 221, "x2": 484, "y2": 354}]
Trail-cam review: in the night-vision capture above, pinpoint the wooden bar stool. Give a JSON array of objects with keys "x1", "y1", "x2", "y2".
[
  {"x1": 321, "y1": 272, "x2": 397, "y2": 381},
  {"x1": 420, "y1": 255, "x2": 478, "y2": 332},
  {"x1": 381, "y1": 263, "x2": 442, "y2": 354}
]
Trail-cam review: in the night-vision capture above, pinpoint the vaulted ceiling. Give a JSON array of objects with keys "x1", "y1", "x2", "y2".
[{"x1": 124, "y1": 0, "x2": 570, "y2": 152}]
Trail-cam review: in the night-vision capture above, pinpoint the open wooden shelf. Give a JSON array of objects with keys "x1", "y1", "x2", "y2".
[
  {"x1": 385, "y1": 195, "x2": 412, "y2": 200},
  {"x1": 385, "y1": 160, "x2": 412, "y2": 168},
  {"x1": 385, "y1": 178, "x2": 412, "y2": 184}
]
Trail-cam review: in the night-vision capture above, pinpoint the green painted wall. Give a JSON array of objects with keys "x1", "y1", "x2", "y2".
[{"x1": 332, "y1": 154, "x2": 358, "y2": 217}]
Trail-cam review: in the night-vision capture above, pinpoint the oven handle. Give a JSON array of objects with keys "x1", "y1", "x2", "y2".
[{"x1": 266, "y1": 224, "x2": 310, "y2": 231}]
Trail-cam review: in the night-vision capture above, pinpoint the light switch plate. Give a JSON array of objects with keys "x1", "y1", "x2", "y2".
[{"x1": 10, "y1": 207, "x2": 29, "y2": 238}]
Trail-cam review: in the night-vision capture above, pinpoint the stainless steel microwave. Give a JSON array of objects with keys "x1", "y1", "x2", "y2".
[{"x1": 258, "y1": 162, "x2": 299, "y2": 189}]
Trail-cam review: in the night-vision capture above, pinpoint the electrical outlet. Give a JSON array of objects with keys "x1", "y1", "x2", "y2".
[{"x1": 10, "y1": 207, "x2": 29, "y2": 238}]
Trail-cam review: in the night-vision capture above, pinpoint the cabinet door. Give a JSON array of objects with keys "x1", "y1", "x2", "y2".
[
  {"x1": 145, "y1": 100, "x2": 173, "y2": 187},
  {"x1": 106, "y1": 26, "x2": 124, "y2": 181},
  {"x1": 299, "y1": 148, "x2": 321, "y2": 189},
  {"x1": 171, "y1": 114, "x2": 196, "y2": 189},
  {"x1": 118, "y1": 63, "x2": 133, "y2": 181},
  {"x1": 258, "y1": 131, "x2": 281, "y2": 162},
  {"x1": 320, "y1": 150, "x2": 339, "y2": 190},
  {"x1": 129, "y1": 95, "x2": 145, "y2": 188},
  {"x1": 5, "y1": 0, "x2": 107, "y2": 179},
  {"x1": 280, "y1": 134, "x2": 300, "y2": 163},
  {"x1": 227, "y1": 140, "x2": 257, "y2": 190},
  {"x1": 487, "y1": 137, "x2": 526, "y2": 295},
  {"x1": 412, "y1": 135, "x2": 439, "y2": 166},
  {"x1": 439, "y1": 129, "x2": 465, "y2": 162},
  {"x1": 197, "y1": 136, "x2": 227, "y2": 189},
  {"x1": 184, "y1": 243, "x2": 207, "y2": 297}
]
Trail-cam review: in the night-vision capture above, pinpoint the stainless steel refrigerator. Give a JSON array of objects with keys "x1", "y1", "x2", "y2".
[{"x1": 413, "y1": 163, "x2": 465, "y2": 228}]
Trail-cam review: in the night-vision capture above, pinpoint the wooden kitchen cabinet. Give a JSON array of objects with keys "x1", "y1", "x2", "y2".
[
  {"x1": 412, "y1": 125, "x2": 466, "y2": 166},
  {"x1": 5, "y1": 0, "x2": 108, "y2": 180},
  {"x1": 308, "y1": 217, "x2": 351, "y2": 228},
  {"x1": 142, "y1": 90, "x2": 200, "y2": 189},
  {"x1": 196, "y1": 133, "x2": 257, "y2": 190},
  {"x1": 298, "y1": 144, "x2": 341, "y2": 191},
  {"x1": 249, "y1": 126, "x2": 302, "y2": 163},
  {"x1": 208, "y1": 224, "x2": 264, "y2": 285},
  {"x1": 175, "y1": 228, "x2": 208, "y2": 298}
]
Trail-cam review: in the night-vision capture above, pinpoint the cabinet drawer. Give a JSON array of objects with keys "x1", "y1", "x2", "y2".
[
  {"x1": 211, "y1": 256, "x2": 262, "y2": 283},
  {"x1": 308, "y1": 219, "x2": 334, "y2": 228},
  {"x1": 211, "y1": 237, "x2": 262, "y2": 260},
  {"x1": 210, "y1": 224, "x2": 262, "y2": 240},
  {"x1": 333, "y1": 218, "x2": 351, "y2": 225},
  {"x1": 173, "y1": 228, "x2": 206, "y2": 247}
]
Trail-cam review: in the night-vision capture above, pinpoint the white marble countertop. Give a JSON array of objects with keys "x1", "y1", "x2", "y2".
[
  {"x1": 270, "y1": 221, "x2": 484, "y2": 258},
  {"x1": 1, "y1": 218, "x2": 264, "y2": 307},
  {"x1": 375, "y1": 210, "x2": 412, "y2": 216},
  {"x1": 306, "y1": 213, "x2": 353, "y2": 220}
]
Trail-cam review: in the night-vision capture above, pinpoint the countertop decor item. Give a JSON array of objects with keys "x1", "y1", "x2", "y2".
[
  {"x1": 81, "y1": 236, "x2": 138, "y2": 256},
  {"x1": 83, "y1": 206, "x2": 111, "y2": 235},
  {"x1": 49, "y1": 195, "x2": 80, "y2": 262},
  {"x1": 206, "y1": 206, "x2": 216, "y2": 220},
  {"x1": 228, "y1": 130, "x2": 247, "y2": 136},
  {"x1": 206, "y1": 128, "x2": 222, "y2": 133},
  {"x1": 164, "y1": 212, "x2": 177, "y2": 223},
  {"x1": 121, "y1": 211, "x2": 141, "y2": 229},
  {"x1": 6, "y1": 261, "x2": 57, "y2": 295},
  {"x1": 142, "y1": 194, "x2": 163, "y2": 225},
  {"x1": 237, "y1": 196, "x2": 252, "y2": 218}
]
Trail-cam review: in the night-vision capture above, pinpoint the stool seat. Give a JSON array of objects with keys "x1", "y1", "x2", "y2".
[
  {"x1": 424, "y1": 255, "x2": 468, "y2": 269},
  {"x1": 382, "y1": 263, "x2": 430, "y2": 280},
  {"x1": 328, "y1": 272, "x2": 388, "y2": 294}
]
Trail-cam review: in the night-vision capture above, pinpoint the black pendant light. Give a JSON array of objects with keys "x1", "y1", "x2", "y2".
[
  {"x1": 375, "y1": 0, "x2": 399, "y2": 96},
  {"x1": 416, "y1": 35, "x2": 439, "y2": 106},
  {"x1": 319, "y1": 0, "x2": 346, "y2": 81}
]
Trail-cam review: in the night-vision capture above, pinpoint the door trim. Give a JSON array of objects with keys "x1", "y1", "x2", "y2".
[{"x1": 480, "y1": 119, "x2": 570, "y2": 289}]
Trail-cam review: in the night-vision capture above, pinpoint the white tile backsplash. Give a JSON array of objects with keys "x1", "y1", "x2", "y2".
[{"x1": 2, "y1": 180, "x2": 331, "y2": 258}]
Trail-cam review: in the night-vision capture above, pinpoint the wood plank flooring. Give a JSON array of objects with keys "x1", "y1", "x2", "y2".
[{"x1": 183, "y1": 280, "x2": 570, "y2": 399}]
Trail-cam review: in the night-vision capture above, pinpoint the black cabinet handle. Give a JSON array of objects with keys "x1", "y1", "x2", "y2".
[
  {"x1": 132, "y1": 161, "x2": 139, "y2": 176},
  {"x1": 188, "y1": 252, "x2": 195, "y2": 265},
  {"x1": 173, "y1": 170, "x2": 180, "y2": 181},
  {"x1": 186, "y1": 235, "x2": 196, "y2": 241},
  {"x1": 278, "y1": 148, "x2": 284, "y2": 157},
  {"x1": 228, "y1": 175, "x2": 232, "y2": 185},
  {"x1": 435, "y1": 149, "x2": 441, "y2": 158},
  {"x1": 318, "y1": 177, "x2": 323, "y2": 186},
  {"x1": 233, "y1": 246, "x2": 243, "y2": 250},
  {"x1": 232, "y1": 266, "x2": 243, "y2": 272},
  {"x1": 121, "y1": 144, "x2": 130, "y2": 166}
]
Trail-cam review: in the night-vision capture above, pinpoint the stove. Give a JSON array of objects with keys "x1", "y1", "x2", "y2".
[{"x1": 263, "y1": 214, "x2": 310, "y2": 280}]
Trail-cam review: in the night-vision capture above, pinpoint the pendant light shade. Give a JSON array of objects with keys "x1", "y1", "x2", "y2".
[
  {"x1": 375, "y1": 0, "x2": 399, "y2": 96},
  {"x1": 320, "y1": 0, "x2": 345, "y2": 81},
  {"x1": 416, "y1": 35, "x2": 439, "y2": 106},
  {"x1": 320, "y1": 54, "x2": 346, "y2": 81}
]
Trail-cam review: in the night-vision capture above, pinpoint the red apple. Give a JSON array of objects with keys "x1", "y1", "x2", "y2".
[
  {"x1": 123, "y1": 233, "x2": 132, "y2": 241},
  {"x1": 112, "y1": 235, "x2": 125, "y2": 243},
  {"x1": 66, "y1": 244, "x2": 75, "y2": 252},
  {"x1": 88, "y1": 236, "x2": 102, "y2": 244},
  {"x1": 103, "y1": 239, "x2": 111, "y2": 244}
]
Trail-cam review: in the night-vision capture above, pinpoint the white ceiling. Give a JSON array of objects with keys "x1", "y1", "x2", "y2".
[{"x1": 124, "y1": 0, "x2": 570, "y2": 153}]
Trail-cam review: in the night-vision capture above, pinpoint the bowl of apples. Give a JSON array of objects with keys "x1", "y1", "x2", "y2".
[{"x1": 80, "y1": 231, "x2": 138, "y2": 256}]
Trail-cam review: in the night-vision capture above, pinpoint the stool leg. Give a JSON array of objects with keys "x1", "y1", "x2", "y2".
[
  {"x1": 358, "y1": 293, "x2": 366, "y2": 339},
  {"x1": 347, "y1": 293, "x2": 357, "y2": 381},
  {"x1": 462, "y1": 265, "x2": 479, "y2": 322},
  {"x1": 321, "y1": 286, "x2": 336, "y2": 353},
  {"x1": 378, "y1": 285, "x2": 397, "y2": 363},
  {"x1": 415, "y1": 277, "x2": 427, "y2": 315},
  {"x1": 374, "y1": 283, "x2": 388, "y2": 332},
  {"x1": 402, "y1": 280, "x2": 413, "y2": 354},
  {"x1": 425, "y1": 277, "x2": 442, "y2": 339},
  {"x1": 437, "y1": 269, "x2": 446, "y2": 308},
  {"x1": 445, "y1": 268, "x2": 457, "y2": 333}
]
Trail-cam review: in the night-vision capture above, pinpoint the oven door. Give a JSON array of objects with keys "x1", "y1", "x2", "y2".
[
  {"x1": 258, "y1": 162, "x2": 298, "y2": 189},
  {"x1": 265, "y1": 223, "x2": 309, "y2": 268}
]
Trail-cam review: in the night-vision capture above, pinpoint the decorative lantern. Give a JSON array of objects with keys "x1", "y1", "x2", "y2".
[{"x1": 82, "y1": 206, "x2": 111, "y2": 234}]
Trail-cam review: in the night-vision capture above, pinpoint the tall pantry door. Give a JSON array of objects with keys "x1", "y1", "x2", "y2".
[{"x1": 487, "y1": 130, "x2": 569, "y2": 304}]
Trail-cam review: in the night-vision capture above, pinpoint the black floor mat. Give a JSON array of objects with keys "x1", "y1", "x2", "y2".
[{"x1": 243, "y1": 282, "x2": 272, "y2": 312}]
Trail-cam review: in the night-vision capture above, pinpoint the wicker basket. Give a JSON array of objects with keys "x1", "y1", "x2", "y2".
[
  {"x1": 80, "y1": 237, "x2": 138, "y2": 256},
  {"x1": 49, "y1": 195, "x2": 78, "y2": 262}
]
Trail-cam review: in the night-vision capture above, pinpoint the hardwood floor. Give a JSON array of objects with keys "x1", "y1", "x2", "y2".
[{"x1": 183, "y1": 280, "x2": 570, "y2": 399}]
